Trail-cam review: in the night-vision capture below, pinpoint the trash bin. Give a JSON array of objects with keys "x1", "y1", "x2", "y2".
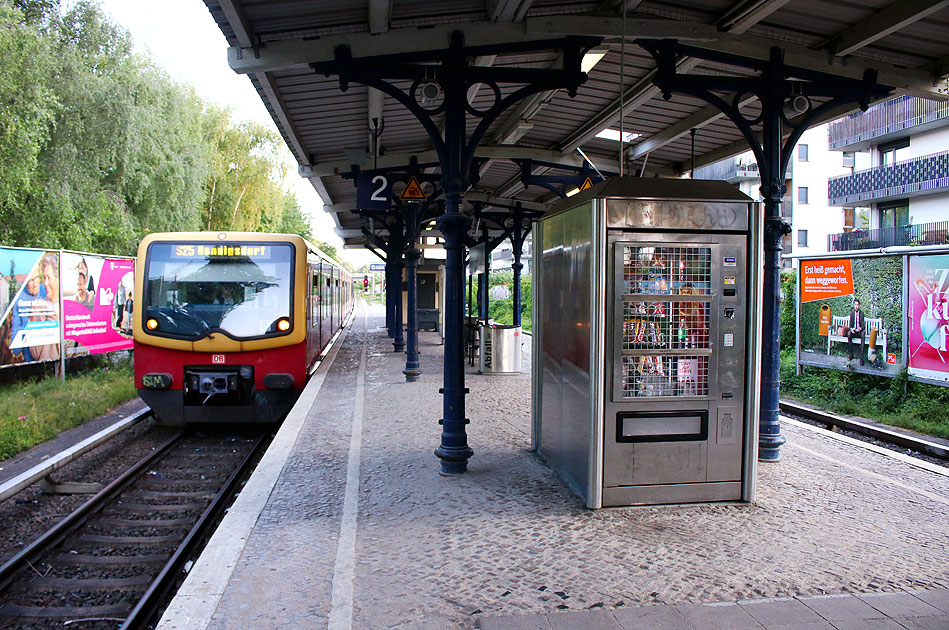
[{"x1": 480, "y1": 323, "x2": 522, "y2": 374}]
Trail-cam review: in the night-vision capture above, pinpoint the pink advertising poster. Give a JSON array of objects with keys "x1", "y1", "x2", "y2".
[
  {"x1": 61, "y1": 253, "x2": 135, "y2": 357},
  {"x1": 0, "y1": 248, "x2": 61, "y2": 366},
  {"x1": 908, "y1": 254, "x2": 949, "y2": 384}
]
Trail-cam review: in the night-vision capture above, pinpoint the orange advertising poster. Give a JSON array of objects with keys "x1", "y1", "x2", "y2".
[{"x1": 800, "y1": 258, "x2": 855, "y2": 303}]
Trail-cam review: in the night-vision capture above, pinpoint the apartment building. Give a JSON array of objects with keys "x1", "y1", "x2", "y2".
[
  {"x1": 692, "y1": 122, "x2": 849, "y2": 265},
  {"x1": 826, "y1": 96, "x2": 949, "y2": 251}
]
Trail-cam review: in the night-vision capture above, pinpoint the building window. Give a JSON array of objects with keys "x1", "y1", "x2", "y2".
[
  {"x1": 879, "y1": 139, "x2": 910, "y2": 166},
  {"x1": 843, "y1": 208, "x2": 854, "y2": 232},
  {"x1": 880, "y1": 202, "x2": 909, "y2": 228},
  {"x1": 798, "y1": 187, "x2": 808, "y2": 204},
  {"x1": 798, "y1": 230, "x2": 808, "y2": 247},
  {"x1": 798, "y1": 144, "x2": 809, "y2": 161}
]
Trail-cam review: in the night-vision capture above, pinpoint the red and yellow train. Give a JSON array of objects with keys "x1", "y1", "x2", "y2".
[{"x1": 133, "y1": 232, "x2": 353, "y2": 424}]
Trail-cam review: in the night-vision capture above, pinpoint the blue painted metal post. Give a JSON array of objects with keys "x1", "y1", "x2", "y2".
[
  {"x1": 512, "y1": 220, "x2": 524, "y2": 328},
  {"x1": 385, "y1": 257, "x2": 396, "y2": 338},
  {"x1": 636, "y1": 40, "x2": 889, "y2": 463},
  {"x1": 481, "y1": 225, "x2": 490, "y2": 322},
  {"x1": 435, "y1": 203, "x2": 473, "y2": 474},
  {"x1": 758, "y1": 54, "x2": 789, "y2": 461},
  {"x1": 404, "y1": 202, "x2": 421, "y2": 380},
  {"x1": 393, "y1": 255, "x2": 405, "y2": 352},
  {"x1": 434, "y1": 34, "x2": 473, "y2": 474},
  {"x1": 477, "y1": 273, "x2": 484, "y2": 319},
  {"x1": 311, "y1": 31, "x2": 595, "y2": 475}
]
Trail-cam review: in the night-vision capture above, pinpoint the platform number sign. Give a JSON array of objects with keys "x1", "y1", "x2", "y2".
[{"x1": 356, "y1": 173, "x2": 392, "y2": 210}]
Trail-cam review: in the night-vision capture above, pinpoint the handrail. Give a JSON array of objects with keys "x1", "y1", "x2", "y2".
[{"x1": 0, "y1": 407, "x2": 151, "y2": 503}]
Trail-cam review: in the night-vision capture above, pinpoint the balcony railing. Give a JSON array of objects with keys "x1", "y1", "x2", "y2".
[
  {"x1": 828, "y1": 221, "x2": 949, "y2": 251},
  {"x1": 828, "y1": 96, "x2": 949, "y2": 150},
  {"x1": 693, "y1": 160, "x2": 759, "y2": 182},
  {"x1": 828, "y1": 150, "x2": 949, "y2": 206}
]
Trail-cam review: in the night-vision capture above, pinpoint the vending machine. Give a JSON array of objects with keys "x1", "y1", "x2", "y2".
[{"x1": 532, "y1": 178, "x2": 762, "y2": 508}]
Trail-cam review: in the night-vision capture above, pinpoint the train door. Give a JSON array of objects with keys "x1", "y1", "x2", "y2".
[
  {"x1": 335, "y1": 271, "x2": 341, "y2": 328},
  {"x1": 325, "y1": 271, "x2": 333, "y2": 347},
  {"x1": 307, "y1": 262, "x2": 315, "y2": 360},
  {"x1": 310, "y1": 260, "x2": 323, "y2": 354}
]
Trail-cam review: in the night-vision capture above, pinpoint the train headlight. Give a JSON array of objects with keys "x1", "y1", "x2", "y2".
[
  {"x1": 276, "y1": 317, "x2": 291, "y2": 332},
  {"x1": 146, "y1": 318, "x2": 159, "y2": 331}
]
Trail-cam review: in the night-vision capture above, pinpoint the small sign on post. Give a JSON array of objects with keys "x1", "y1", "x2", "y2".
[
  {"x1": 356, "y1": 173, "x2": 392, "y2": 210},
  {"x1": 400, "y1": 176, "x2": 427, "y2": 201}
]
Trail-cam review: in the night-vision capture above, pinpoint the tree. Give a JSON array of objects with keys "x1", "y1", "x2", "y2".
[
  {"x1": 273, "y1": 192, "x2": 312, "y2": 240},
  {"x1": 202, "y1": 110, "x2": 289, "y2": 233},
  {"x1": 0, "y1": 0, "x2": 308, "y2": 255},
  {"x1": 313, "y1": 240, "x2": 339, "y2": 262},
  {"x1": 0, "y1": 1, "x2": 59, "y2": 246}
]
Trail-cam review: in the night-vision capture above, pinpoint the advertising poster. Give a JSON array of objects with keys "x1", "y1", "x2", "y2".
[
  {"x1": 907, "y1": 254, "x2": 949, "y2": 384},
  {"x1": 0, "y1": 248, "x2": 61, "y2": 366},
  {"x1": 798, "y1": 254, "x2": 903, "y2": 376},
  {"x1": 60, "y1": 253, "x2": 134, "y2": 358}
]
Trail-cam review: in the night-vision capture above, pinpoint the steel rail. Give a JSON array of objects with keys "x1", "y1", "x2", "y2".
[
  {"x1": 779, "y1": 400, "x2": 949, "y2": 461},
  {"x1": 122, "y1": 432, "x2": 271, "y2": 629},
  {"x1": 0, "y1": 430, "x2": 186, "y2": 593},
  {"x1": 0, "y1": 407, "x2": 152, "y2": 503}
]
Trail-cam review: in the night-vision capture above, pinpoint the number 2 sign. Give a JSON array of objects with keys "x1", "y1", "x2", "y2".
[{"x1": 356, "y1": 173, "x2": 392, "y2": 210}]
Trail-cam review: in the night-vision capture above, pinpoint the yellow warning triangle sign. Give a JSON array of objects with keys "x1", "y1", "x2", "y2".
[
  {"x1": 579, "y1": 177, "x2": 594, "y2": 191},
  {"x1": 400, "y1": 176, "x2": 427, "y2": 201}
]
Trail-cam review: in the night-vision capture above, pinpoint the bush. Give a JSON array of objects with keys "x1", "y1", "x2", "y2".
[
  {"x1": 471, "y1": 270, "x2": 533, "y2": 332},
  {"x1": 780, "y1": 350, "x2": 949, "y2": 440},
  {"x1": 0, "y1": 356, "x2": 137, "y2": 460},
  {"x1": 780, "y1": 270, "x2": 796, "y2": 349}
]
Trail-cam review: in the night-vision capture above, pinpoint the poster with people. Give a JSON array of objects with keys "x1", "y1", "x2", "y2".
[
  {"x1": 0, "y1": 247, "x2": 134, "y2": 367},
  {"x1": 798, "y1": 254, "x2": 903, "y2": 376},
  {"x1": 0, "y1": 248, "x2": 62, "y2": 365},
  {"x1": 60, "y1": 252, "x2": 135, "y2": 358},
  {"x1": 907, "y1": 254, "x2": 949, "y2": 384}
]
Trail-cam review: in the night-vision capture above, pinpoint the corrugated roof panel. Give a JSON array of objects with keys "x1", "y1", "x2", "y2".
[{"x1": 203, "y1": 0, "x2": 949, "y2": 248}]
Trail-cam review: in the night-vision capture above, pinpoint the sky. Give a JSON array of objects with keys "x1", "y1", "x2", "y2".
[{"x1": 95, "y1": 0, "x2": 375, "y2": 267}]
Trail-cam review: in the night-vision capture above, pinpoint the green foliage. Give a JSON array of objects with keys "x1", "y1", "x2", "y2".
[
  {"x1": 780, "y1": 351, "x2": 949, "y2": 440},
  {"x1": 0, "y1": 1, "x2": 58, "y2": 219},
  {"x1": 313, "y1": 239, "x2": 340, "y2": 262},
  {"x1": 0, "y1": 356, "x2": 136, "y2": 460},
  {"x1": 472, "y1": 270, "x2": 533, "y2": 332},
  {"x1": 780, "y1": 270, "x2": 796, "y2": 349},
  {"x1": 0, "y1": 0, "x2": 311, "y2": 256},
  {"x1": 273, "y1": 192, "x2": 312, "y2": 240}
]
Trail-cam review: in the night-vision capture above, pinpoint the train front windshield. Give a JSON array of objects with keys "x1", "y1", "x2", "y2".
[{"x1": 144, "y1": 242, "x2": 294, "y2": 339}]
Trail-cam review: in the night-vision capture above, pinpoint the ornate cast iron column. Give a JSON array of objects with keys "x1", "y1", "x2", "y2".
[
  {"x1": 313, "y1": 31, "x2": 597, "y2": 474},
  {"x1": 481, "y1": 225, "x2": 491, "y2": 321},
  {"x1": 510, "y1": 214, "x2": 532, "y2": 328},
  {"x1": 638, "y1": 39, "x2": 890, "y2": 462},
  {"x1": 403, "y1": 201, "x2": 421, "y2": 380}
]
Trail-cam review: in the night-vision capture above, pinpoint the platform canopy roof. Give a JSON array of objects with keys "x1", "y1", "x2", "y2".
[{"x1": 202, "y1": 0, "x2": 949, "y2": 247}]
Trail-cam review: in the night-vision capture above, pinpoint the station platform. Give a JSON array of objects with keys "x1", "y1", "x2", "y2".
[{"x1": 157, "y1": 301, "x2": 949, "y2": 630}]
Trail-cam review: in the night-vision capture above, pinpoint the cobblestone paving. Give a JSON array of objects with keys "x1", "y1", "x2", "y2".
[{"x1": 204, "y1": 304, "x2": 949, "y2": 630}]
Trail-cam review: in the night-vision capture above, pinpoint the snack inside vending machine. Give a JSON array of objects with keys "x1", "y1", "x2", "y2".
[{"x1": 532, "y1": 178, "x2": 762, "y2": 508}]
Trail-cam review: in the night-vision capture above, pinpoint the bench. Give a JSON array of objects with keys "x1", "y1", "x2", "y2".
[{"x1": 827, "y1": 315, "x2": 886, "y2": 358}]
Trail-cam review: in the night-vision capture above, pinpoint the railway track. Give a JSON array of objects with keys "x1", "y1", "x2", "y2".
[
  {"x1": 0, "y1": 428, "x2": 269, "y2": 629},
  {"x1": 779, "y1": 400, "x2": 949, "y2": 463}
]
